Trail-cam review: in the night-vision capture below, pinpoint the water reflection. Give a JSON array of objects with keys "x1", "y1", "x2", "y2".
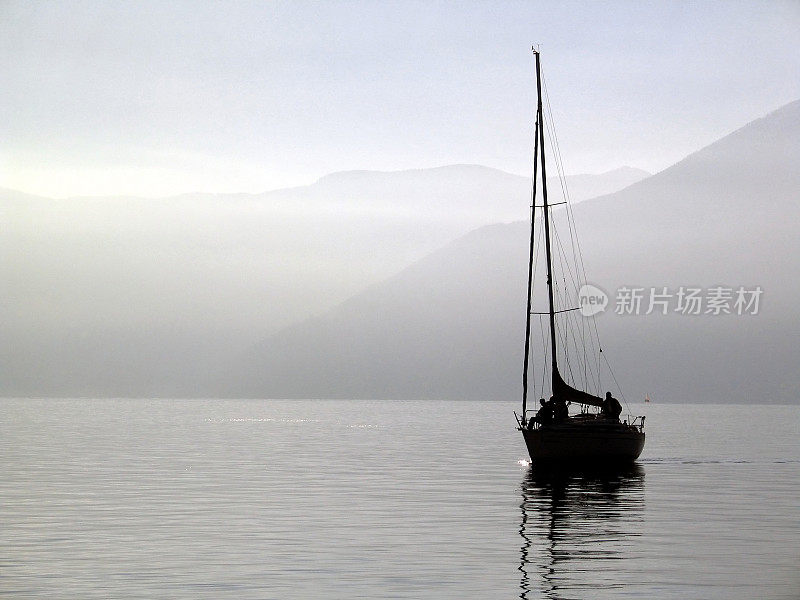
[{"x1": 519, "y1": 465, "x2": 645, "y2": 599}]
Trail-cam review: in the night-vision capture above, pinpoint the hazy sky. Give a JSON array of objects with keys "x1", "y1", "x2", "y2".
[{"x1": 2, "y1": 0, "x2": 799, "y2": 198}]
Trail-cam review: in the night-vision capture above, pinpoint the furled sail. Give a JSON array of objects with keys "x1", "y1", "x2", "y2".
[{"x1": 553, "y1": 367, "x2": 604, "y2": 408}]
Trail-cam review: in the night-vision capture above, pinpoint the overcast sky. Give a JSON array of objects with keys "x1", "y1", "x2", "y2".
[{"x1": 2, "y1": 0, "x2": 799, "y2": 198}]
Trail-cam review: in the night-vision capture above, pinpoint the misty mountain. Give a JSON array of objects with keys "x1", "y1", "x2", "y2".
[
  {"x1": 0, "y1": 164, "x2": 646, "y2": 397},
  {"x1": 227, "y1": 100, "x2": 800, "y2": 404}
]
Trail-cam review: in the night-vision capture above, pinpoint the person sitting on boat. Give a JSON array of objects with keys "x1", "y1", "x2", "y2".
[
  {"x1": 553, "y1": 397, "x2": 569, "y2": 422},
  {"x1": 602, "y1": 392, "x2": 622, "y2": 421},
  {"x1": 533, "y1": 398, "x2": 553, "y2": 426}
]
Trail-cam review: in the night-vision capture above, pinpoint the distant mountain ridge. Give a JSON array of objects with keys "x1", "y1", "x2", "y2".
[
  {"x1": 223, "y1": 99, "x2": 800, "y2": 403},
  {"x1": 4, "y1": 99, "x2": 798, "y2": 401},
  {"x1": 0, "y1": 162, "x2": 647, "y2": 397}
]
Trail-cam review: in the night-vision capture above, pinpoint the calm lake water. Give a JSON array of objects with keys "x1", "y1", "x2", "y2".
[{"x1": 1, "y1": 399, "x2": 798, "y2": 599}]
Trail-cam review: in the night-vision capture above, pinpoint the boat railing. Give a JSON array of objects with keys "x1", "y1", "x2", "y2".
[
  {"x1": 517, "y1": 410, "x2": 646, "y2": 432},
  {"x1": 514, "y1": 410, "x2": 539, "y2": 430},
  {"x1": 628, "y1": 415, "x2": 646, "y2": 432}
]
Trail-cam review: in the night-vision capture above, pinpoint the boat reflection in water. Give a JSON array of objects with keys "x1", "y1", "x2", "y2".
[{"x1": 518, "y1": 464, "x2": 645, "y2": 599}]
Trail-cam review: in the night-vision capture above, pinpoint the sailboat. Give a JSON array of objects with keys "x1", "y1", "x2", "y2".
[{"x1": 515, "y1": 49, "x2": 645, "y2": 463}]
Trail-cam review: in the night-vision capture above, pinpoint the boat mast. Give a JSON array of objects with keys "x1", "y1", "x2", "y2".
[
  {"x1": 521, "y1": 107, "x2": 540, "y2": 421},
  {"x1": 534, "y1": 50, "x2": 560, "y2": 388}
]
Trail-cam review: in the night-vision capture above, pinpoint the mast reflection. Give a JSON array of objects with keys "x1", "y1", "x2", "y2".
[{"x1": 518, "y1": 464, "x2": 645, "y2": 599}]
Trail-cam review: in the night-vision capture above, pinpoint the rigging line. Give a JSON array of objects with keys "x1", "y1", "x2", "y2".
[
  {"x1": 550, "y1": 237, "x2": 582, "y2": 386},
  {"x1": 550, "y1": 149, "x2": 603, "y2": 378},
  {"x1": 553, "y1": 175, "x2": 595, "y2": 389},
  {"x1": 540, "y1": 71, "x2": 587, "y2": 293},
  {"x1": 544, "y1": 112, "x2": 571, "y2": 207},
  {"x1": 565, "y1": 303, "x2": 585, "y2": 389},
  {"x1": 553, "y1": 281, "x2": 569, "y2": 364},
  {"x1": 529, "y1": 211, "x2": 545, "y2": 315},
  {"x1": 571, "y1": 307, "x2": 591, "y2": 389},
  {"x1": 543, "y1": 78, "x2": 578, "y2": 233},
  {"x1": 581, "y1": 310, "x2": 592, "y2": 393},
  {"x1": 543, "y1": 71, "x2": 605, "y2": 397},
  {"x1": 540, "y1": 315, "x2": 550, "y2": 397},
  {"x1": 562, "y1": 280, "x2": 588, "y2": 387},
  {"x1": 552, "y1": 279, "x2": 579, "y2": 385},
  {"x1": 529, "y1": 166, "x2": 545, "y2": 294},
  {"x1": 601, "y1": 350, "x2": 630, "y2": 410},
  {"x1": 588, "y1": 343, "x2": 600, "y2": 390},
  {"x1": 548, "y1": 99, "x2": 586, "y2": 310},
  {"x1": 551, "y1": 226, "x2": 572, "y2": 302},
  {"x1": 551, "y1": 221, "x2": 582, "y2": 299},
  {"x1": 583, "y1": 319, "x2": 599, "y2": 392},
  {"x1": 533, "y1": 317, "x2": 541, "y2": 400},
  {"x1": 566, "y1": 197, "x2": 603, "y2": 359},
  {"x1": 562, "y1": 215, "x2": 602, "y2": 371},
  {"x1": 540, "y1": 63, "x2": 617, "y2": 404},
  {"x1": 538, "y1": 315, "x2": 548, "y2": 397},
  {"x1": 561, "y1": 315, "x2": 574, "y2": 382},
  {"x1": 597, "y1": 352, "x2": 603, "y2": 398},
  {"x1": 542, "y1": 71, "x2": 584, "y2": 299},
  {"x1": 532, "y1": 209, "x2": 545, "y2": 296},
  {"x1": 553, "y1": 236, "x2": 574, "y2": 304},
  {"x1": 540, "y1": 73, "x2": 567, "y2": 201},
  {"x1": 522, "y1": 116, "x2": 540, "y2": 418},
  {"x1": 542, "y1": 70, "x2": 605, "y2": 384},
  {"x1": 562, "y1": 286, "x2": 583, "y2": 387},
  {"x1": 584, "y1": 321, "x2": 592, "y2": 391},
  {"x1": 530, "y1": 307, "x2": 580, "y2": 315},
  {"x1": 553, "y1": 228, "x2": 599, "y2": 393},
  {"x1": 541, "y1": 70, "x2": 573, "y2": 208},
  {"x1": 586, "y1": 305, "x2": 604, "y2": 390},
  {"x1": 552, "y1": 234, "x2": 585, "y2": 367},
  {"x1": 565, "y1": 280, "x2": 598, "y2": 393}
]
